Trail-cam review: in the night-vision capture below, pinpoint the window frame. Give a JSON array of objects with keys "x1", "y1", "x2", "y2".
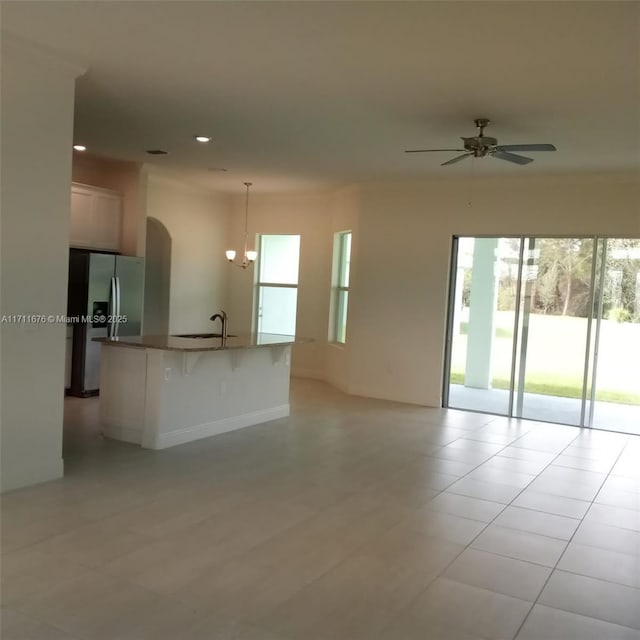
[
  {"x1": 330, "y1": 230, "x2": 352, "y2": 344},
  {"x1": 254, "y1": 233, "x2": 301, "y2": 336}
]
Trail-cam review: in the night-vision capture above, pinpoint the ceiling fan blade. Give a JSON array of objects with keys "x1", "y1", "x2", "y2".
[
  {"x1": 492, "y1": 149, "x2": 534, "y2": 165},
  {"x1": 441, "y1": 153, "x2": 473, "y2": 166},
  {"x1": 496, "y1": 144, "x2": 556, "y2": 152},
  {"x1": 405, "y1": 148, "x2": 467, "y2": 153}
]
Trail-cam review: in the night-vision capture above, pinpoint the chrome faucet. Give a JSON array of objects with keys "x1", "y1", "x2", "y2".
[{"x1": 210, "y1": 310, "x2": 228, "y2": 341}]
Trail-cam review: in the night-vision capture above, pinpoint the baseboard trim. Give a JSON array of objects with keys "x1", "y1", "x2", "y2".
[
  {"x1": 150, "y1": 404, "x2": 290, "y2": 450},
  {"x1": 291, "y1": 368, "x2": 325, "y2": 380},
  {"x1": 102, "y1": 424, "x2": 142, "y2": 445},
  {"x1": 326, "y1": 378, "x2": 349, "y2": 394}
]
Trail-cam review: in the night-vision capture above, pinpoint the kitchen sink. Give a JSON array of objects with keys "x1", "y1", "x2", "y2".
[{"x1": 172, "y1": 333, "x2": 237, "y2": 339}]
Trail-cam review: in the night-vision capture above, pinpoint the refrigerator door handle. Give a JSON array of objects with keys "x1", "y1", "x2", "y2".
[
  {"x1": 114, "y1": 276, "x2": 121, "y2": 337},
  {"x1": 108, "y1": 276, "x2": 117, "y2": 338}
]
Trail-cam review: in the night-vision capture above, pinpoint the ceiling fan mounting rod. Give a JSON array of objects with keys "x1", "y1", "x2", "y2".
[{"x1": 474, "y1": 118, "x2": 490, "y2": 136}]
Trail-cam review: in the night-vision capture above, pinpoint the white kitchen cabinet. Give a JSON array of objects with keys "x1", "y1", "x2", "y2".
[{"x1": 70, "y1": 183, "x2": 122, "y2": 251}]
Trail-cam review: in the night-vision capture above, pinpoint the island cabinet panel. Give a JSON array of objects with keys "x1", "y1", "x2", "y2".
[
  {"x1": 70, "y1": 184, "x2": 122, "y2": 252},
  {"x1": 98, "y1": 341, "x2": 293, "y2": 449},
  {"x1": 99, "y1": 346, "x2": 147, "y2": 444}
]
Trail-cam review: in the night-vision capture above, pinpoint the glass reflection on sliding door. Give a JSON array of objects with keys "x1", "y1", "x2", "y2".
[
  {"x1": 513, "y1": 238, "x2": 595, "y2": 426},
  {"x1": 590, "y1": 239, "x2": 640, "y2": 432},
  {"x1": 447, "y1": 237, "x2": 521, "y2": 415}
]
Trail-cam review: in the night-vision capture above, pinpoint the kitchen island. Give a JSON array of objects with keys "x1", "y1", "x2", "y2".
[{"x1": 95, "y1": 333, "x2": 309, "y2": 449}]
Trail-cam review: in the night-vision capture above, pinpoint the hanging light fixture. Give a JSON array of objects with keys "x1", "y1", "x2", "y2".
[{"x1": 226, "y1": 181, "x2": 257, "y2": 269}]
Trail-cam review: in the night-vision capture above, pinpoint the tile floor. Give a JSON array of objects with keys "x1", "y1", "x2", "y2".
[{"x1": 2, "y1": 378, "x2": 640, "y2": 640}]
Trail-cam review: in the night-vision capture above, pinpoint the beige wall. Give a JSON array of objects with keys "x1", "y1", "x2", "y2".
[
  {"x1": 325, "y1": 185, "x2": 360, "y2": 392},
  {"x1": 141, "y1": 179, "x2": 334, "y2": 378},
  {"x1": 346, "y1": 173, "x2": 640, "y2": 406},
  {"x1": 226, "y1": 192, "x2": 331, "y2": 379},
  {"x1": 1, "y1": 38, "x2": 83, "y2": 491},
  {"x1": 145, "y1": 174, "x2": 230, "y2": 334},
  {"x1": 172, "y1": 172, "x2": 638, "y2": 404},
  {"x1": 72, "y1": 155, "x2": 147, "y2": 257}
]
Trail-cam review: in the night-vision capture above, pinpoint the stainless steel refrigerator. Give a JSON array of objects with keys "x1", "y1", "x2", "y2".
[{"x1": 67, "y1": 249, "x2": 144, "y2": 396}]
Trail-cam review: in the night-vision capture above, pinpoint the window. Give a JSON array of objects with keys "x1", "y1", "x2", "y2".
[
  {"x1": 331, "y1": 231, "x2": 352, "y2": 343},
  {"x1": 255, "y1": 234, "x2": 301, "y2": 335}
]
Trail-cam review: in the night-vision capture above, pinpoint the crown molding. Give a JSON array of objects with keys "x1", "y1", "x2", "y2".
[{"x1": 1, "y1": 32, "x2": 87, "y2": 79}]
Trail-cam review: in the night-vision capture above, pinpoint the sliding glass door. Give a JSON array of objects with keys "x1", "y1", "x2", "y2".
[
  {"x1": 447, "y1": 237, "x2": 521, "y2": 416},
  {"x1": 589, "y1": 239, "x2": 640, "y2": 431},
  {"x1": 514, "y1": 238, "x2": 595, "y2": 426},
  {"x1": 444, "y1": 236, "x2": 640, "y2": 434}
]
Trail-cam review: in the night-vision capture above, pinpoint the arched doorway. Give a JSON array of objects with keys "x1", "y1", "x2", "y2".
[{"x1": 144, "y1": 217, "x2": 171, "y2": 335}]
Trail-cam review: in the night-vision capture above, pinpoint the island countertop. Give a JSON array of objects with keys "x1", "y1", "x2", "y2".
[{"x1": 95, "y1": 332, "x2": 311, "y2": 352}]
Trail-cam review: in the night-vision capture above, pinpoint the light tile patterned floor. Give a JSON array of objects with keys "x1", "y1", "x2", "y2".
[{"x1": 2, "y1": 379, "x2": 640, "y2": 640}]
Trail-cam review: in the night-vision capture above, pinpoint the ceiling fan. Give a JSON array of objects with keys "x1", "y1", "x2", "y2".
[{"x1": 405, "y1": 118, "x2": 556, "y2": 166}]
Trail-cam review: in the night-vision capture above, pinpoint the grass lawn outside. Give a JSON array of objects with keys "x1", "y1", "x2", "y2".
[{"x1": 450, "y1": 312, "x2": 640, "y2": 406}]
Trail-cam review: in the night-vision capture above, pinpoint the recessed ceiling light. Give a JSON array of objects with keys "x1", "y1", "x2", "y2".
[
  {"x1": 73, "y1": 144, "x2": 86, "y2": 151},
  {"x1": 146, "y1": 149, "x2": 169, "y2": 155},
  {"x1": 194, "y1": 135, "x2": 211, "y2": 143}
]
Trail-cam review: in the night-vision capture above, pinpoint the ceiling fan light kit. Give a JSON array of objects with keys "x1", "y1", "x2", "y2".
[{"x1": 406, "y1": 118, "x2": 557, "y2": 166}]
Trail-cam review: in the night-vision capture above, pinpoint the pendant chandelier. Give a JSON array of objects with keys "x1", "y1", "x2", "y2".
[{"x1": 226, "y1": 181, "x2": 257, "y2": 269}]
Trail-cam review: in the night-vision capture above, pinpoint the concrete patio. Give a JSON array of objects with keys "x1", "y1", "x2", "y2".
[{"x1": 449, "y1": 385, "x2": 640, "y2": 436}]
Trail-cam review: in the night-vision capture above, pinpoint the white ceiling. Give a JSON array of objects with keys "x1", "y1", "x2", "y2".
[{"x1": 3, "y1": 1, "x2": 640, "y2": 193}]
